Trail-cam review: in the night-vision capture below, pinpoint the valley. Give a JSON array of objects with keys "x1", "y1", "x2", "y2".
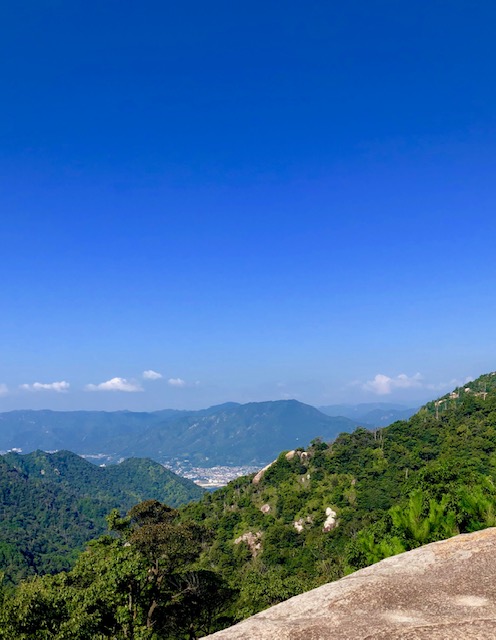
[{"x1": 163, "y1": 462, "x2": 261, "y2": 488}]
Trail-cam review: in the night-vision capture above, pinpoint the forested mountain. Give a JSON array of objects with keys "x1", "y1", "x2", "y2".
[
  {"x1": 120, "y1": 400, "x2": 357, "y2": 465},
  {"x1": 180, "y1": 371, "x2": 496, "y2": 622},
  {"x1": 0, "y1": 409, "x2": 181, "y2": 458},
  {"x1": 0, "y1": 401, "x2": 359, "y2": 466},
  {"x1": 0, "y1": 450, "x2": 203, "y2": 583},
  {"x1": 3, "y1": 372, "x2": 496, "y2": 638}
]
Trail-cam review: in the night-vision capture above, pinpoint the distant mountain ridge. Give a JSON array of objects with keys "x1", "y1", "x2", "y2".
[
  {"x1": 0, "y1": 400, "x2": 360, "y2": 466},
  {"x1": 319, "y1": 402, "x2": 418, "y2": 427}
]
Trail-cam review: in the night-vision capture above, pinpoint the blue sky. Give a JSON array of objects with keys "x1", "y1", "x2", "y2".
[{"x1": 1, "y1": 1, "x2": 495, "y2": 411}]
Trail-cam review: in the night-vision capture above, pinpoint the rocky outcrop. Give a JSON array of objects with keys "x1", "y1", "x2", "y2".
[
  {"x1": 252, "y1": 462, "x2": 275, "y2": 484},
  {"x1": 206, "y1": 528, "x2": 496, "y2": 639},
  {"x1": 285, "y1": 450, "x2": 309, "y2": 462},
  {"x1": 234, "y1": 531, "x2": 262, "y2": 557},
  {"x1": 293, "y1": 516, "x2": 313, "y2": 532},
  {"x1": 322, "y1": 506, "x2": 337, "y2": 532},
  {"x1": 253, "y1": 450, "x2": 310, "y2": 485}
]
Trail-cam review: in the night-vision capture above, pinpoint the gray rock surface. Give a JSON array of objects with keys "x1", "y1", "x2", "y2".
[{"x1": 206, "y1": 528, "x2": 496, "y2": 639}]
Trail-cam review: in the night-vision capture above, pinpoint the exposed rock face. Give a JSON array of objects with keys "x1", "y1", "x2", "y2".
[
  {"x1": 293, "y1": 516, "x2": 313, "y2": 532},
  {"x1": 206, "y1": 528, "x2": 496, "y2": 639},
  {"x1": 252, "y1": 462, "x2": 275, "y2": 484},
  {"x1": 322, "y1": 506, "x2": 337, "y2": 532},
  {"x1": 234, "y1": 531, "x2": 262, "y2": 557},
  {"x1": 285, "y1": 450, "x2": 309, "y2": 462},
  {"x1": 254, "y1": 450, "x2": 310, "y2": 485}
]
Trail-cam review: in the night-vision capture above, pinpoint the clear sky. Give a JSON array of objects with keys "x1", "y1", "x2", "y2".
[{"x1": 1, "y1": 1, "x2": 495, "y2": 411}]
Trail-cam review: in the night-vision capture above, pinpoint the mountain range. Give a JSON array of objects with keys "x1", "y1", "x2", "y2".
[{"x1": 0, "y1": 400, "x2": 361, "y2": 466}]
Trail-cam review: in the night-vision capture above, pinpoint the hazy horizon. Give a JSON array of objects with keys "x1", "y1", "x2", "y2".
[{"x1": 0, "y1": 385, "x2": 445, "y2": 413}]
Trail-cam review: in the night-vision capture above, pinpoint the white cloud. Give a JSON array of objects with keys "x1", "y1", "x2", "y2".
[
  {"x1": 142, "y1": 369, "x2": 163, "y2": 380},
  {"x1": 168, "y1": 377, "x2": 186, "y2": 388},
  {"x1": 0, "y1": 383, "x2": 9, "y2": 396},
  {"x1": 85, "y1": 377, "x2": 143, "y2": 392},
  {"x1": 358, "y1": 372, "x2": 475, "y2": 397},
  {"x1": 363, "y1": 373, "x2": 423, "y2": 395},
  {"x1": 20, "y1": 381, "x2": 70, "y2": 393}
]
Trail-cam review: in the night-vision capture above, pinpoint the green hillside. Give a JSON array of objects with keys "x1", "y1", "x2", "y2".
[
  {"x1": 0, "y1": 450, "x2": 203, "y2": 583},
  {"x1": 2, "y1": 372, "x2": 496, "y2": 638},
  {"x1": 181, "y1": 371, "x2": 496, "y2": 619}
]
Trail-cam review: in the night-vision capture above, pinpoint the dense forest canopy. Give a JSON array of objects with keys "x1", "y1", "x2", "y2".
[{"x1": 0, "y1": 451, "x2": 203, "y2": 583}]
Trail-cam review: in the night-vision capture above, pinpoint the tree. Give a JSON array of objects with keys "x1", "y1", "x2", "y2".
[
  {"x1": 390, "y1": 489, "x2": 458, "y2": 546},
  {"x1": 0, "y1": 501, "x2": 233, "y2": 639}
]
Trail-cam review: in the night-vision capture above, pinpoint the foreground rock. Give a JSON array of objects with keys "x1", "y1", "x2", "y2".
[{"x1": 206, "y1": 528, "x2": 496, "y2": 639}]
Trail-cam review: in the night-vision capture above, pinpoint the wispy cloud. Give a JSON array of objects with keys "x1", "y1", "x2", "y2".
[
  {"x1": 362, "y1": 373, "x2": 423, "y2": 395},
  {"x1": 20, "y1": 381, "x2": 70, "y2": 393},
  {"x1": 142, "y1": 369, "x2": 163, "y2": 380},
  {"x1": 360, "y1": 372, "x2": 473, "y2": 396},
  {"x1": 168, "y1": 377, "x2": 186, "y2": 388},
  {"x1": 0, "y1": 383, "x2": 9, "y2": 396},
  {"x1": 85, "y1": 377, "x2": 143, "y2": 392}
]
